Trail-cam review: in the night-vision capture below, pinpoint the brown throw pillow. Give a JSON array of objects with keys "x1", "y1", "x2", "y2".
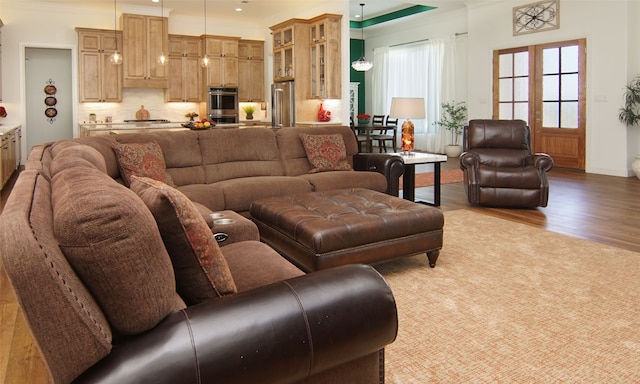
[
  {"x1": 112, "y1": 141, "x2": 175, "y2": 187},
  {"x1": 130, "y1": 176, "x2": 238, "y2": 305},
  {"x1": 299, "y1": 133, "x2": 353, "y2": 173},
  {"x1": 52, "y1": 167, "x2": 185, "y2": 335}
]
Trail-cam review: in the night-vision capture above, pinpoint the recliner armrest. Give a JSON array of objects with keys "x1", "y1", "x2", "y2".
[
  {"x1": 353, "y1": 154, "x2": 404, "y2": 196},
  {"x1": 74, "y1": 264, "x2": 398, "y2": 384},
  {"x1": 526, "y1": 153, "x2": 554, "y2": 172}
]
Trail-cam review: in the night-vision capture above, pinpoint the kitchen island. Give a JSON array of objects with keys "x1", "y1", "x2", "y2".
[{"x1": 79, "y1": 122, "x2": 241, "y2": 137}]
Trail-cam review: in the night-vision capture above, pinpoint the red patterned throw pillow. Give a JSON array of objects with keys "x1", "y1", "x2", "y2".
[
  {"x1": 130, "y1": 176, "x2": 237, "y2": 304},
  {"x1": 112, "y1": 141, "x2": 176, "y2": 187},
  {"x1": 299, "y1": 133, "x2": 353, "y2": 173}
]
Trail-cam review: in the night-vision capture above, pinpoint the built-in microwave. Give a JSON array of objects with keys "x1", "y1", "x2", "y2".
[{"x1": 207, "y1": 87, "x2": 238, "y2": 123}]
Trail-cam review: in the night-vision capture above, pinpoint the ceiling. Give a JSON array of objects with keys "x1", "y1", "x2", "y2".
[{"x1": 17, "y1": 0, "x2": 467, "y2": 25}]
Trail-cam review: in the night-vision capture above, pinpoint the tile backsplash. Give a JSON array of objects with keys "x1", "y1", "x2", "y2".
[{"x1": 77, "y1": 88, "x2": 202, "y2": 123}]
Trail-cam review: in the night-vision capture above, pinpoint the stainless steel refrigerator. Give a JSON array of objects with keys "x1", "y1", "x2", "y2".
[{"x1": 271, "y1": 81, "x2": 295, "y2": 127}]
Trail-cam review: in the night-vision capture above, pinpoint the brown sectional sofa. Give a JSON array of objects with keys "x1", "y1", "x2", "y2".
[
  {"x1": 47, "y1": 125, "x2": 404, "y2": 216},
  {"x1": 0, "y1": 125, "x2": 401, "y2": 384}
]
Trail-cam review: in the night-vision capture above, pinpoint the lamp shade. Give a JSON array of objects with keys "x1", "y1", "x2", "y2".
[{"x1": 389, "y1": 97, "x2": 426, "y2": 119}]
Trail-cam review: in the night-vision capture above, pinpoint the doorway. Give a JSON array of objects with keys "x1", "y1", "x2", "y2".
[
  {"x1": 493, "y1": 39, "x2": 586, "y2": 169},
  {"x1": 24, "y1": 47, "x2": 73, "y2": 153}
]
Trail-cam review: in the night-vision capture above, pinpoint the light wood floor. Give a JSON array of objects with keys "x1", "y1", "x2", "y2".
[{"x1": 1, "y1": 161, "x2": 640, "y2": 383}]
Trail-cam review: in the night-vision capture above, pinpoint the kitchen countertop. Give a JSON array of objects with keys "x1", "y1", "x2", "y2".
[
  {"x1": 79, "y1": 122, "x2": 240, "y2": 132},
  {"x1": 0, "y1": 124, "x2": 21, "y2": 135}
]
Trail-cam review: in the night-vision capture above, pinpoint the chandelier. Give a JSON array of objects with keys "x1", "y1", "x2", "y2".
[{"x1": 352, "y1": 3, "x2": 373, "y2": 72}]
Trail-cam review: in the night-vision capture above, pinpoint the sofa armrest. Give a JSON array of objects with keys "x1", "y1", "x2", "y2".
[
  {"x1": 73, "y1": 264, "x2": 398, "y2": 384},
  {"x1": 353, "y1": 154, "x2": 404, "y2": 196}
]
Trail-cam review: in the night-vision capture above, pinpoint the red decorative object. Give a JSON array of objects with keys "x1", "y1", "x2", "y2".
[
  {"x1": 318, "y1": 103, "x2": 331, "y2": 122},
  {"x1": 356, "y1": 113, "x2": 371, "y2": 119},
  {"x1": 0, "y1": 106, "x2": 7, "y2": 118}
]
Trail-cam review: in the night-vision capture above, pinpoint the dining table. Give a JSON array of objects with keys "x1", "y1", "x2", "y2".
[{"x1": 354, "y1": 125, "x2": 396, "y2": 153}]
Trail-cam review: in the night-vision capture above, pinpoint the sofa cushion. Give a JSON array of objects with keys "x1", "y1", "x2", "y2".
[
  {"x1": 130, "y1": 176, "x2": 238, "y2": 305},
  {"x1": 299, "y1": 133, "x2": 353, "y2": 173},
  {"x1": 52, "y1": 166, "x2": 185, "y2": 335},
  {"x1": 112, "y1": 141, "x2": 175, "y2": 187}
]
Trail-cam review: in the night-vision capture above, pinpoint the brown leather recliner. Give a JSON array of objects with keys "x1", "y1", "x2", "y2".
[{"x1": 459, "y1": 119, "x2": 554, "y2": 208}]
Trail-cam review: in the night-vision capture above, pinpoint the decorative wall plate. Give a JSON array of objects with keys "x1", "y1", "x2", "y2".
[
  {"x1": 513, "y1": 0, "x2": 559, "y2": 36},
  {"x1": 44, "y1": 96, "x2": 57, "y2": 106},
  {"x1": 45, "y1": 107, "x2": 58, "y2": 118},
  {"x1": 44, "y1": 84, "x2": 57, "y2": 95}
]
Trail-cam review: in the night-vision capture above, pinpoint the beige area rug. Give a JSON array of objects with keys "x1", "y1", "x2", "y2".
[{"x1": 376, "y1": 210, "x2": 640, "y2": 383}]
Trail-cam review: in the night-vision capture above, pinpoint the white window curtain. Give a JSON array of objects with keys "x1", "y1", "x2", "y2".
[{"x1": 372, "y1": 36, "x2": 458, "y2": 153}]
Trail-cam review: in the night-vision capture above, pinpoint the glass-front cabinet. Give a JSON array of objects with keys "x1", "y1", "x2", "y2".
[
  {"x1": 271, "y1": 19, "x2": 309, "y2": 82},
  {"x1": 308, "y1": 14, "x2": 341, "y2": 99}
]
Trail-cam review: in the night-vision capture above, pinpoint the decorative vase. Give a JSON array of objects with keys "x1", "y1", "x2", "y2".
[
  {"x1": 246, "y1": 114, "x2": 254, "y2": 120},
  {"x1": 632, "y1": 155, "x2": 640, "y2": 180},
  {"x1": 445, "y1": 145, "x2": 463, "y2": 158},
  {"x1": 358, "y1": 119, "x2": 370, "y2": 126}
]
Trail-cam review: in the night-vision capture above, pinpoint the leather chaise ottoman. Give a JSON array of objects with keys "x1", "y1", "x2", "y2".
[{"x1": 250, "y1": 188, "x2": 444, "y2": 272}]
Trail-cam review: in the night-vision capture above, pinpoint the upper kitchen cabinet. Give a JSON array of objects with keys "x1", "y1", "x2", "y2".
[
  {"x1": 166, "y1": 34, "x2": 202, "y2": 102},
  {"x1": 308, "y1": 14, "x2": 341, "y2": 99},
  {"x1": 238, "y1": 40, "x2": 264, "y2": 102},
  {"x1": 270, "y1": 19, "x2": 310, "y2": 83},
  {"x1": 201, "y1": 35, "x2": 240, "y2": 88},
  {"x1": 121, "y1": 14, "x2": 168, "y2": 88},
  {"x1": 77, "y1": 28, "x2": 122, "y2": 102}
]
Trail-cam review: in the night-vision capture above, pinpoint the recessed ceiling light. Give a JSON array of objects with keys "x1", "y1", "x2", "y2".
[
  {"x1": 235, "y1": 7, "x2": 242, "y2": 11},
  {"x1": 152, "y1": 0, "x2": 159, "y2": 2}
]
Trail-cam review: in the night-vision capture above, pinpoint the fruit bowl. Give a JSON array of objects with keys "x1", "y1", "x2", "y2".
[{"x1": 182, "y1": 119, "x2": 215, "y2": 130}]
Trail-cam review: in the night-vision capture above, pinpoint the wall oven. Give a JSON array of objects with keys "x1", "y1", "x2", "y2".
[{"x1": 207, "y1": 87, "x2": 238, "y2": 124}]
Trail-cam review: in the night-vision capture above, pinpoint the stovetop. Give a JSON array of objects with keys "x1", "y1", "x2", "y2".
[{"x1": 123, "y1": 119, "x2": 171, "y2": 123}]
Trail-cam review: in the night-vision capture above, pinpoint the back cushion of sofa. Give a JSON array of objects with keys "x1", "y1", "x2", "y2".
[
  {"x1": 55, "y1": 136, "x2": 121, "y2": 179},
  {"x1": 198, "y1": 128, "x2": 285, "y2": 183},
  {"x1": 115, "y1": 130, "x2": 205, "y2": 185},
  {"x1": 276, "y1": 126, "x2": 358, "y2": 176},
  {"x1": 49, "y1": 144, "x2": 108, "y2": 176},
  {"x1": 51, "y1": 166, "x2": 186, "y2": 335}
]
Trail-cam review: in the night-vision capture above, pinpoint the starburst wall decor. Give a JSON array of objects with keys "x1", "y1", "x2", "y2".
[{"x1": 513, "y1": 0, "x2": 559, "y2": 36}]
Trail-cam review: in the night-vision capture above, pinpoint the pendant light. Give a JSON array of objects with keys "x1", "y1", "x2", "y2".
[
  {"x1": 200, "y1": 0, "x2": 210, "y2": 67},
  {"x1": 109, "y1": 0, "x2": 122, "y2": 65},
  {"x1": 157, "y1": 0, "x2": 167, "y2": 65},
  {"x1": 352, "y1": 3, "x2": 373, "y2": 72}
]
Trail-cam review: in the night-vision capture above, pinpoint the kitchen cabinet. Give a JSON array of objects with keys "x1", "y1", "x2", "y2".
[
  {"x1": 122, "y1": 13, "x2": 168, "y2": 88},
  {"x1": 76, "y1": 28, "x2": 122, "y2": 102},
  {"x1": 309, "y1": 14, "x2": 342, "y2": 99},
  {"x1": 166, "y1": 35, "x2": 202, "y2": 102},
  {"x1": 201, "y1": 35, "x2": 240, "y2": 88},
  {"x1": 238, "y1": 40, "x2": 264, "y2": 102},
  {"x1": 0, "y1": 126, "x2": 19, "y2": 190},
  {"x1": 270, "y1": 19, "x2": 309, "y2": 83}
]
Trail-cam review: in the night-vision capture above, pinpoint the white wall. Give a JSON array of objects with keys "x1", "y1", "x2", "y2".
[{"x1": 467, "y1": 0, "x2": 636, "y2": 177}]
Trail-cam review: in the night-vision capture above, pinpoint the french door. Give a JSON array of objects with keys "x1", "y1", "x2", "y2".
[{"x1": 494, "y1": 39, "x2": 586, "y2": 169}]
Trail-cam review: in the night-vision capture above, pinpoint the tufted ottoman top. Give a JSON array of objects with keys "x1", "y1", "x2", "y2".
[{"x1": 250, "y1": 188, "x2": 444, "y2": 254}]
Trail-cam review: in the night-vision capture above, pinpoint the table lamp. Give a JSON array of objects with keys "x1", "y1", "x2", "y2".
[{"x1": 389, "y1": 97, "x2": 426, "y2": 154}]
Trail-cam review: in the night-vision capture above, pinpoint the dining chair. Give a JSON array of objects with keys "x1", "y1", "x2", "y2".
[
  {"x1": 350, "y1": 116, "x2": 371, "y2": 152},
  {"x1": 372, "y1": 116, "x2": 398, "y2": 152}
]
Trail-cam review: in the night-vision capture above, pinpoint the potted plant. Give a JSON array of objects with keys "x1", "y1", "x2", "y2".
[
  {"x1": 434, "y1": 101, "x2": 467, "y2": 157},
  {"x1": 618, "y1": 75, "x2": 640, "y2": 179},
  {"x1": 242, "y1": 105, "x2": 256, "y2": 120},
  {"x1": 357, "y1": 113, "x2": 371, "y2": 126}
]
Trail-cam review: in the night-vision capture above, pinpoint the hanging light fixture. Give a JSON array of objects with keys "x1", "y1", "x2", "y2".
[
  {"x1": 200, "y1": 0, "x2": 210, "y2": 67},
  {"x1": 157, "y1": 0, "x2": 167, "y2": 65},
  {"x1": 352, "y1": 3, "x2": 373, "y2": 72},
  {"x1": 109, "y1": 0, "x2": 122, "y2": 65}
]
